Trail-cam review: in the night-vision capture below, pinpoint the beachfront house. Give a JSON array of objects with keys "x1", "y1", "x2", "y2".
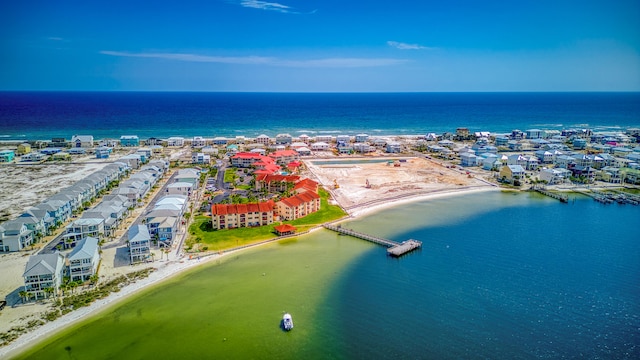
[
  {"x1": 275, "y1": 134, "x2": 293, "y2": 145},
  {"x1": 23, "y1": 252, "x2": 65, "y2": 300},
  {"x1": 598, "y1": 167, "x2": 622, "y2": 183},
  {"x1": 167, "y1": 137, "x2": 185, "y2": 147},
  {"x1": 0, "y1": 150, "x2": 15, "y2": 163},
  {"x1": 255, "y1": 134, "x2": 270, "y2": 145},
  {"x1": 191, "y1": 136, "x2": 207, "y2": 147},
  {"x1": 120, "y1": 135, "x2": 140, "y2": 147},
  {"x1": 67, "y1": 237, "x2": 100, "y2": 282},
  {"x1": 355, "y1": 134, "x2": 369, "y2": 143},
  {"x1": 525, "y1": 129, "x2": 544, "y2": 139},
  {"x1": 500, "y1": 165, "x2": 526, "y2": 184},
  {"x1": 539, "y1": 168, "x2": 571, "y2": 185},
  {"x1": 16, "y1": 143, "x2": 31, "y2": 155},
  {"x1": 129, "y1": 225, "x2": 151, "y2": 263},
  {"x1": 71, "y1": 135, "x2": 94, "y2": 148}
]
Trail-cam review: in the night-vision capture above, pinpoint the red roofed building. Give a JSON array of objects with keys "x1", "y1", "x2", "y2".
[
  {"x1": 287, "y1": 161, "x2": 303, "y2": 174},
  {"x1": 231, "y1": 152, "x2": 269, "y2": 168},
  {"x1": 255, "y1": 174, "x2": 301, "y2": 192},
  {"x1": 293, "y1": 178, "x2": 319, "y2": 194},
  {"x1": 274, "y1": 224, "x2": 297, "y2": 236},
  {"x1": 275, "y1": 191, "x2": 321, "y2": 221},
  {"x1": 269, "y1": 150, "x2": 299, "y2": 165},
  {"x1": 211, "y1": 200, "x2": 275, "y2": 230}
]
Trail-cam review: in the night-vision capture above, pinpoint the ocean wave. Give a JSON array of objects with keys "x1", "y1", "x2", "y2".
[
  {"x1": 318, "y1": 130, "x2": 343, "y2": 134},
  {"x1": 296, "y1": 130, "x2": 317, "y2": 134},
  {"x1": 531, "y1": 123, "x2": 564, "y2": 128}
]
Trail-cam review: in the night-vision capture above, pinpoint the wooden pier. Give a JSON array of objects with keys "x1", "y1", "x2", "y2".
[
  {"x1": 323, "y1": 224, "x2": 422, "y2": 257},
  {"x1": 533, "y1": 187, "x2": 568, "y2": 203}
]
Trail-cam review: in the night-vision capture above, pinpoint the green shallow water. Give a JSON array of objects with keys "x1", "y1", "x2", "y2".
[
  {"x1": 14, "y1": 191, "x2": 640, "y2": 359},
  {"x1": 15, "y1": 235, "x2": 373, "y2": 359}
]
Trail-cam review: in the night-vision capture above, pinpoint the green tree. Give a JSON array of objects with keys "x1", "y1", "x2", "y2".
[
  {"x1": 19, "y1": 290, "x2": 29, "y2": 303},
  {"x1": 44, "y1": 287, "x2": 55, "y2": 299}
]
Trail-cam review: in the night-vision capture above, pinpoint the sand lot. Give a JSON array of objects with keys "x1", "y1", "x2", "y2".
[
  {"x1": 305, "y1": 156, "x2": 495, "y2": 212},
  {"x1": 0, "y1": 161, "x2": 111, "y2": 222}
]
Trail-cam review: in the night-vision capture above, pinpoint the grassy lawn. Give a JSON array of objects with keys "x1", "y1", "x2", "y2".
[
  {"x1": 223, "y1": 169, "x2": 237, "y2": 183},
  {"x1": 187, "y1": 188, "x2": 347, "y2": 251}
]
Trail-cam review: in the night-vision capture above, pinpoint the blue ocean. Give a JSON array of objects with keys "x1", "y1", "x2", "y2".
[{"x1": 1, "y1": 92, "x2": 639, "y2": 140}]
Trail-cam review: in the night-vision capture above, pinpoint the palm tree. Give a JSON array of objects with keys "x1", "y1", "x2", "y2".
[
  {"x1": 44, "y1": 287, "x2": 55, "y2": 299},
  {"x1": 69, "y1": 281, "x2": 79, "y2": 294},
  {"x1": 19, "y1": 290, "x2": 28, "y2": 303},
  {"x1": 89, "y1": 274, "x2": 99, "y2": 287}
]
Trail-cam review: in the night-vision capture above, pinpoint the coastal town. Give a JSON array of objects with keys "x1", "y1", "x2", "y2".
[{"x1": 1, "y1": 126, "x2": 640, "y2": 353}]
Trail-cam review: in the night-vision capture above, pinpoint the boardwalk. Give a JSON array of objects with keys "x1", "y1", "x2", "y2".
[
  {"x1": 323, "y1": 224, "x2": 421, "y2": 257},
  {"x1": 532, "y1": 187, "x2": 568, "y2": 203}
]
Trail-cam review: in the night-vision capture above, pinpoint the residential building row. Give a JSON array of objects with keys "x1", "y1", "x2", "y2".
[
  {"x1": 426, "y1": 134, "x2": 640, "y2": 185},
  {"x1": 126, "y1": 168, "x2": 197, "y2": 263},
  {"x1": 0, "y1": 156, "x2": 169, "y2": 252},
  {"x1": 22, "y1": 237, "x2": 100, "y2": 300},
  {"x1": 58, "y1": 159, "x2": 169, "y2": 250}
]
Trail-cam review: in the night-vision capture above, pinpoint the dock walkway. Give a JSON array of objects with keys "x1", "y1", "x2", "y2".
[
  {"x1": 532, "y1": 187, "x2": 568, "y2": 203},
  {"x1": 323, "y1": 224, "x2": 421, "y2": 257}
]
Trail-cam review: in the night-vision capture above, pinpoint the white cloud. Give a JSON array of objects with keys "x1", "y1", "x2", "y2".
[
  {"x1": 100, "y1": 51, "x2": 273, "y2": 65},
  {"x1": 100, "y1": 51, "x2": 407, "y2": 68},
  {"x1": 278, "y1": 57, "x2": 408, "y2": 68},
  {"x1": 240, "y1": 0, "x2": 290, "y2": 11},
  {"x1": 387, "y1": 41, "x2": 433, "y2": 50}
]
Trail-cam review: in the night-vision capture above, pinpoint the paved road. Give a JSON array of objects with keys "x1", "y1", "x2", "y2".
[{"x1": 103, "y1": 171, "x2": 177, "y2": 250}]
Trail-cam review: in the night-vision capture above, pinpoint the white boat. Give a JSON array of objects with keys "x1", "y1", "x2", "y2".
[{"x1": 283, "y1": 313, "x2": 294, "y2": 331}]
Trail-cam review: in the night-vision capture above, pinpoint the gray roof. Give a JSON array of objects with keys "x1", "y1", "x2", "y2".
[
  {"x1": 129, "y1": 225, "x2": 151, "y2": 242},
  {"x1": 68, "y1": 237, "x2": 99, "y2": 261},
  {"x1": 23, "y1": 253, "x2": 64, "y2": 277},
  {"x1": 1, "y1": 219, "x2": 25, "y2": 232}
]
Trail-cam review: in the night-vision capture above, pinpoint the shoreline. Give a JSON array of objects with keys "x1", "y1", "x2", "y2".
[
  {"x1": 0, "y1": 252, "x2": 227, "y2": 358},
  {"x1": 0, "y1": 185, "x2": 494, "y2": 358}
]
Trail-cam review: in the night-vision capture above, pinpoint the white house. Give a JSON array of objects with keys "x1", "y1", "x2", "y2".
[
  {"x1": 71, "y1": 135, "x2": 94, "y2": 148},
  {"x1": 23, "y1": 253, "x2": 65, "y2": 300},
  {"x1": 128, "y1": 225, "x2": 151, "y2": 264},
  {"x1": 275, "y1": 134, "x2": 293, "y2": 145},
  {"x1": 192, "y1": 136, "x2": 207, "y2": 147},
  {"x1": 166, "y1": 182, "x2": 194, "y2": 197},
  {"x1": 255, "y1": 134, "x2": 270, "y2": 145},
  {"x1": 460, "y1": 152, "x2": 479, "y2": 167},
  {"x1": 311, "y1": 142, "x2": 330, "y2": 151},
  {"x1": 167, "y1": 137, "x2": 185, "y2": 147},
  {"x1": 355, "y1": 134, "x2": 369, "y2": 143},
  {"x1": 539, "y1": 168, "x2": 571, "y2": 185},
  {"x1": 67, "y1": 237, "x2": 100, "y2": 282}
]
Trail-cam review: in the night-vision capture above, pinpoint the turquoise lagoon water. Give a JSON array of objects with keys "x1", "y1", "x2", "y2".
[{"x1": 15, "y1": 191, "x2": 640, "y2": 359}]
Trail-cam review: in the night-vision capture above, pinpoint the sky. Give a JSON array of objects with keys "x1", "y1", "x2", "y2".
[{"x1": 1, "y1": 0, "x2": 639, "y2": 92}]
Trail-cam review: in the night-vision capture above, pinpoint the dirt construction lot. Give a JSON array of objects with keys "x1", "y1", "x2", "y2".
[{"x1": 305, "y1": 157, "x2": 494, "y2": 211}]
